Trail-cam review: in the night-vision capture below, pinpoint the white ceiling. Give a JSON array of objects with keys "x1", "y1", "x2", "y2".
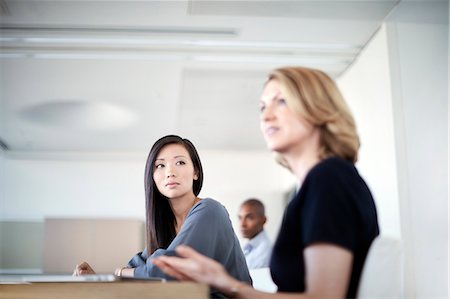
[{"x1": 0, "y1": 0, "x2": 399, "y2": 152}]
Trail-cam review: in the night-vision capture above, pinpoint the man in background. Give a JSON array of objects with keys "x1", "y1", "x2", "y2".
[{"x1": 238, "y1": 198, "x2": 272, "y2": 269}]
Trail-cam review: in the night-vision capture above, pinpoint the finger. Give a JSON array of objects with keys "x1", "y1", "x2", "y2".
[
  {"x1": 78, "y1": 261, "x2": 92, "y2": 271},
  {"x1": 152, "y1": 259, "x2": 181, "y2": 279},
  {"x1": 77, "y1": 261, "x2": 87, "y2": 268},
  {"x1": 77, "y1": 262, "x2": 96, "y2": 274},
  {"x1": 155, "y1": 257, "x2": 195, "y2": 281},
  {"x1": 152, "y1": 258, "x2": 191, "y2": 281},
  {"x1": 175, "y1": 245, "x2": 204, "y2": 260},
  {"x1": 157, "y1": 255, "x2": 194, "y2": 273},
  {"x1": 176, "y1": 245, "x2": 216, "y2": 266},
  {"x1": 74, "y1": 264, "x2": 83, "y2": 276}
]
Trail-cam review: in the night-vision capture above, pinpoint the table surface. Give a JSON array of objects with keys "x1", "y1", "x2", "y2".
[{"x1": 0, "y1": 281, "x2": 209, "y2": 299}]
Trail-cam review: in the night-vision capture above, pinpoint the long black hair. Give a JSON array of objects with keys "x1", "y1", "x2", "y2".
[{"x1": 144, "y1": 135, "x2": 204, "y2": 255}]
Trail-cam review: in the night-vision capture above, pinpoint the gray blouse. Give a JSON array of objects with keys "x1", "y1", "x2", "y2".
[{"x1": 128, "y1": 198, "x2": 252, "y2": 297}]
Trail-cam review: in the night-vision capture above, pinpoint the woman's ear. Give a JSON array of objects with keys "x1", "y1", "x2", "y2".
[{"x1": 193, "y1": 172, "x2": 199, "y2": 180}]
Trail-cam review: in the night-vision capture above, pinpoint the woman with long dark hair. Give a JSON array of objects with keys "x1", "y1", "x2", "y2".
[{"x1": 74, "y1": 135, "x2": 251, "y2": 298}]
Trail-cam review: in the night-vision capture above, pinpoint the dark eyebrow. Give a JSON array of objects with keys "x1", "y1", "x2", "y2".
[{"x1": 156, "y1": 155, "x2": 188, "y2": 161}]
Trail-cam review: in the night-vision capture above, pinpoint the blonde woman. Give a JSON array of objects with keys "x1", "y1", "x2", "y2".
[{"x1": 153, "y1": 67, "x2": 379, "y2": 299}]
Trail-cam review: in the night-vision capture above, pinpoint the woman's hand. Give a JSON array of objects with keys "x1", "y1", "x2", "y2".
[
  {"x1": 72, "y1": 261, "x2": 96, "y2": 276},
  {"x1": 152, "y1": 245, "x2": 239, "y2": 292}
]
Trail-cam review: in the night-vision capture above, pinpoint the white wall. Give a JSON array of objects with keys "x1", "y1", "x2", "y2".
[
  {"x1": 0, "y1": 149, "x2": 4, "y2": 213},
  {"x1": 384, "y1": 1, "x2": 448, "y2": 297},
  {"x1": 2, "y1": 149, "x2": 294, "y2": 244},
  {"x1": 2, "y1": 152, "x2": 146, "y2": 220},
  {"x1": 0, "y1": 148, "x2": 5, "y2": 267},
  {"x1": 337, "y1": 24, "x2": 401, "y2": 238},
  {"x1": 338, "y1": 2, "x2": 449, "y2": 297}
]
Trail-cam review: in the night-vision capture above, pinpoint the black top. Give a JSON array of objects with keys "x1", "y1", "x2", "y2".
[{"x1": 270, "y1": 157, "x2": 379, "y2": 298}]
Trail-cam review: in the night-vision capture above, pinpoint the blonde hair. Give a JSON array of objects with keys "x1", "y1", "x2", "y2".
[{"x1": 268, "y1": 66, "x2": 360, "y2": 163}]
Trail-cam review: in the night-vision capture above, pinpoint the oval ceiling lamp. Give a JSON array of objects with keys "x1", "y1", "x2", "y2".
[{"x1": 19, "y1": 100, "x2": 138, "y2": 130}]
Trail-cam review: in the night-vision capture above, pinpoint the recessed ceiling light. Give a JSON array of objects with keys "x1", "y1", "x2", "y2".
[{"x1": 19, "y1": 100, "x2": 137, "y2": 130}]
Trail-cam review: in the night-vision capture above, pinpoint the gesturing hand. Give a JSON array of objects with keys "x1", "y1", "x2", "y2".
[
  {"x1": 152, "y1": 245, "x2": 237, "y2": 291},
  {"x1": 73, "y1": 261, "x2": 96, "y2": 276}
]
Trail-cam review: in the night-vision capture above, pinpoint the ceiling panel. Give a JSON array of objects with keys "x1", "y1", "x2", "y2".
[
  {"x1": 0, "y1": 0, "x2": 399, "y2": 152},
  {"x1": 179, "y1": 68, "x2": 267, "y2": 150},
  {"x1": 1, "y1": 58, "x2": 183, "y2": 151},
  {"x1": 189, "y1": 0, "x2": 398, "y2": 20}
]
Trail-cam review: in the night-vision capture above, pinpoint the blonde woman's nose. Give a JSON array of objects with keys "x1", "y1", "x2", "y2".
[{"x1": 261, "y1": 104, "x2": 275, "y2": 121}]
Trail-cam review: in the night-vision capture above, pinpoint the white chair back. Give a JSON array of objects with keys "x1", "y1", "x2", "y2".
[
  {"x1": 249, "y1": 267, "x2": 277, "y2": 293},
  {"x1": 357, "y1": 236, "x2": 404, "y2": 298}
]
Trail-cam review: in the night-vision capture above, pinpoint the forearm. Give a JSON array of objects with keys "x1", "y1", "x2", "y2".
[
  {"x1": 126, "y1": 248, "x2": 171, "y2": 279},
  {"x1": 114, "y1": 267, "x2": 134, "y2": 278},
  {"x1": 121, "y1": 268, "x2": 135, "y2": 277},
  {"x1": 213, "y1": 275, "x2": 260, "y2": 299}
]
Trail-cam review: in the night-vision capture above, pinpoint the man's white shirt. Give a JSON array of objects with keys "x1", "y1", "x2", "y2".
[{"x1": 242, "y1": 230, "x2": 273, "y2": 269}]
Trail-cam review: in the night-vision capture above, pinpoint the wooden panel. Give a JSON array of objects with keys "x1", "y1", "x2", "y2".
[
  {"x1": 0, "y1": 281, "x2": 208, "y2": 299},
  {"x1": 43, "y1": 219, "x2": 144, "y2": 274}
]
